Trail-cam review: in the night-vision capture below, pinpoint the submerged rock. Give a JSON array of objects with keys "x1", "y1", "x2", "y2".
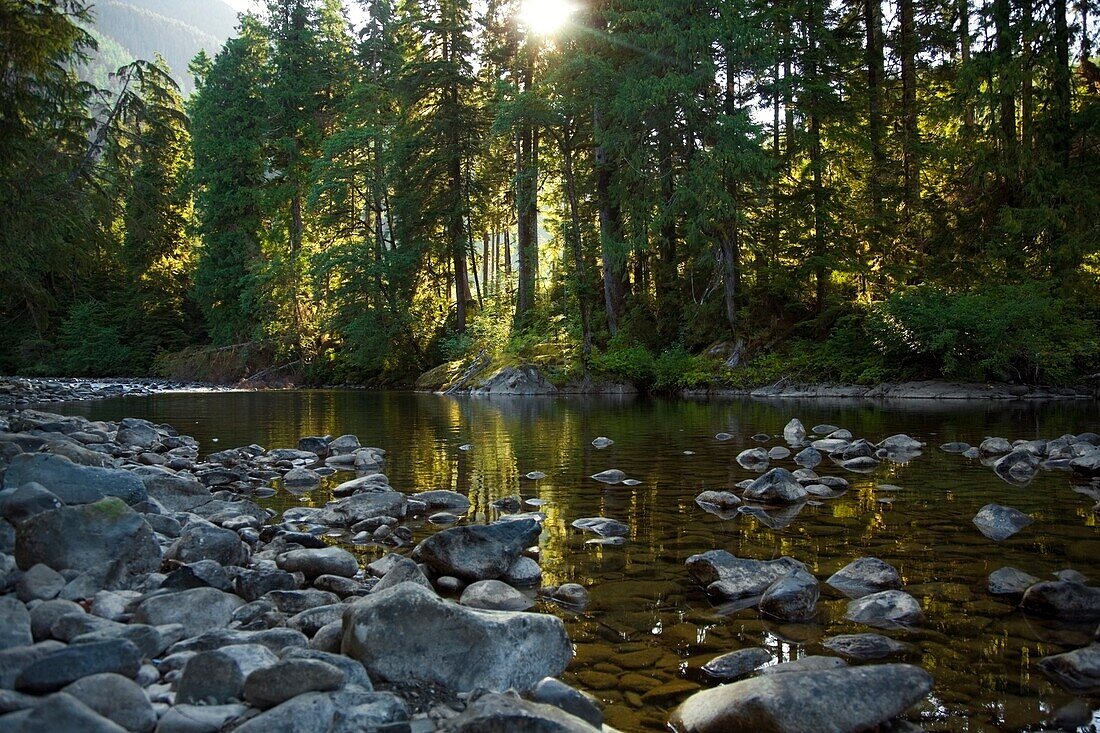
[
  {"x1": 570, "y1": 517, "x2": 628, "y2": 538},
  {"x1": 845, "y1": 590, "x2": 924, "y2": 629},
  {"x1": 341, "y1": 581, "x2": 571, "y2": 693},
  {"x1": 1037, "y1": 644, "x2": 1100, "y2": 694},
  {"x1": 1020, "y1": 581, "x2": 1100, "y2": 620},
  {"x1": 827, "y1": 557, "x2": 902, "y2": 598},
  {"x1": 988, "y1": 567, "x2": 1039, "y2": 598},
  {"x1": 701, "y1": 647, "x2": 773, "y2": 681},
  {"x1": 669, "y1": 663, "x2": 933, "y2": 733},
  {"x1": 822, "y1": 633, "x2": 910, "y2": 661},
  {"x1": 590, "y1": 469, "x2": 626, "y2": 484},
  {"x1": 972, "y1": 504, "x2": 1033, "y2": 541},
  {"x1": 736, "y1": 448, "x2": 770, "y2": 468},
  {"x1": 685, "y1": 550, "x2": 804, "y2": 600}
]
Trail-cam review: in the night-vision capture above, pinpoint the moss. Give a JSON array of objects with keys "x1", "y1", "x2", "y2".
[{"x1": 87, "y1": 497, "x2": 131, "y2": 520}]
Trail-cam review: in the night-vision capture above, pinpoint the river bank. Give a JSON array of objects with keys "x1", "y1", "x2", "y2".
[{"x1": 0, "y1": 378, "x2": 233, "y2": 408}]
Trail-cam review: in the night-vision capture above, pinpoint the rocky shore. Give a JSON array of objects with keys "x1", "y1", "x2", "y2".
[
  {"x1": 0, "y1": 378, "x2": 230, "y2": 408},
  {"x1": 1, "y1": 404, "x2": 1098, "y2": 731}
]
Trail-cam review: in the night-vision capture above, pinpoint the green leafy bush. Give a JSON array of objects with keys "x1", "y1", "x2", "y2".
[
  {"x1": 590, "y1": 345, "x2": 655, "y2": 385},
  {"x1": 865, "y1": 284, "x2": 1097, "y2": 384},
  {"x1": 653, "y1": 345, "x2": 713, "y2": 390}
]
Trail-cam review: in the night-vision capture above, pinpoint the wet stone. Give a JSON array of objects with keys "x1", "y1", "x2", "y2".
[{"x1": 701, "y1": 647, "x2": 773, "y2": 681}]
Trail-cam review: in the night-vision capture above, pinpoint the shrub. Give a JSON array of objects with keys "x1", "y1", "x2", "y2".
[
  {"x1": 56, "y1": 301, "x2": 136, "y2": 376},
  {"x1": 653, "y1": 345, "x2": 713, "y2": 390},
  {"x1": 590, "y1": 345, "x2": 655, "y2": 385}
]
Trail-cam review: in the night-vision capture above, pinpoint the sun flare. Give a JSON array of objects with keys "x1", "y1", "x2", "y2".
[{"x1": 518, "y1": 0, "x2": 578, "y2": 35}]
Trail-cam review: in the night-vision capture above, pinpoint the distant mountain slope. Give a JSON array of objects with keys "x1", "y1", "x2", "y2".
[{"x1": 83, "y1": 0, "x2": 241, "y2": 96}]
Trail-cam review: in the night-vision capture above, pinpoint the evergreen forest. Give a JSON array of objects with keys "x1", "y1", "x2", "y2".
[{"x1": 3, "y1": 0, "x2": 1100, "y2": 390}]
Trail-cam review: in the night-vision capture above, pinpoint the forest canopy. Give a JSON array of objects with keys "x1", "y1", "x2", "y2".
[{"x1": 1, "y1": 0, "x2": 1099, "y2": 388}]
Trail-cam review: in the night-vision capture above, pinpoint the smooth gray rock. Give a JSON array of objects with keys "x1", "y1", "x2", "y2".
[
  {"x1": 1070, "y1": 452, "x2": 1100, "y2": 477},
  {"x1": 243, "y1": 659, "x2": 346, "y2": 709},
  {"x1": 827, "y1": 557, "x2": 902, "y2": 598},
  {"x1": 543, "y1": 584, "x2": 588, "y2": 610},
  {"x1": 152, "y1": 704, "x2": 247, "y2": 733},
  {"x1": 0, "y1": 597, "x2": 31, "y2": 651},
  {"x1": 590, "y1": 469, "x2": 625, "y2": 484},
  {"x1": 793, "y1": 447, "x2": 822, "y2": 468},
  {"x1": 743, "y1": 468, "x2": 808, "y2": 504},
  {"x1": 15, "y1": 498, "x2": 160, "y2": 586},
  {"x1": 0, "y1": 483, "x2": 62, "y2": 526},
  {"x1": 973, "y1": 503, "x2": 1033, "y2": 541},
  {"x1": 29, "y1": 598, "x2": 83, "y2": 641},
  {"x1": 993, "y1": 449, "x2": 1041, "y2": 483},
  {"x1": 277, "y1": 548, "x2": 358, "y2": 580},
  {"x1": 442, "y1": 691, "x2": 601, "y2": 732},
  {"x1": 501, "y1": 556, "x2": 542, "y2": 588},
  {"x1": 133, "y1": 588, "x2": 244, "y2": 637},
  {"x1": 317, "y1": 490, "x2": 406, "y2": 527},
  {"x1": 1, "y1": 454, "x2": 146, "y2": 506},
  {"x1": 759, "y1": 569, "x2": 818, "y2": 621},
  {"x1": 757, "y1": 655, "x2": 848, "y2": 675},
  {"x1": 979, "y1": 437, "x2": 1013, "y2": 455},
  {"x1": 16, "y1": 639, "x2": 142, "y2": 693},
  {"x1": 370, "y1": 556, "x2": 432, "y2": 594},
  {"x1": 281, "y1": 647, "x2": 372, "y2": 690},
  {"x1": 341, "y1": 581, "x2": 571, "y2": 692},
  {"x1": 139, "y1": 474, "x2": 211, "y2": 513},
  {"x1": 176, "y1": 644, "x2": 279, "y2": 705},
  {"x1": 414, "y1": 519, "x2": 541, "y2": 582},
  {"x1": 685, "y1": 550, "x2": 805, "y2": 600},
  {"x1": 231, "y1": 692, "x2": 334, "y2": 733},
  {"x1": 845, "y1": 590, "x2": 924, "y2": 628},
  {"x1": 1020, "y1": 581, "x2": 1100, "y2": 620},
  {"x1": 736, "y1": 448, "x2": 769, "y2": 468},
  {"x1": 694, "y1": 491, "x2": 742, "y2": 511},
  {"x1": 62, "y1": 673, "x2": 156, "y2": 732},
  {"x1": 670, "y1": 663, "x2": 933, "y2": 733},
  {"x1": 528, "y1": 678, "x2": 603, "y2": 729},
  {"x1": 988, "y1": 567, "x2": 1039, "y2": 598},
  {"x1": 287, "y1": 604, "x2": 346, "y2": 636},
  {"x1": 1037, "y1": 644, "x2": 1100, "y2": 694},
  {"x1": 262, "y1": 589, "x2": 340, "y2": 616},
  {"x1": 233, "y1": 568, "x2": 299, "y2": 602},
  {"x1": 0, "y1": 641, "x2": 66, "y2": 689},
  {"x1": 116, "y1": 419, "x2": 160, "y2": 449},
  {"x1": 822, "y1": 633, "x2": 910, "y2": 660},
  {"x1": 283, "y1": 468, "x2": 320, "y2": 487},
  {"x1": 16, "y1": 563, "x2": 64, "y2": 602},
  {"x1": 18, "y1": 692, "x2": 127, "y2": 733},
  {"x1": 70, "y1": 623, "x2": 166, "y2": 660},
  {"x1": 167, "y1": 521, "x2": 248, "y2": 566},
  {"x1": 166, "y1": 628, "x2": 308, "y2": 656},
  {"x1": 162, "y1": 560, "x2": 233, "y2": 593},
  {"x1": 461, "y1": 579, "x2": 535, "y2": 611},
  {"x1": 701, "y1": 647, "x2": 773, "y2": 681},
  {"x1": 783, "y1": 419, "x2": 806, "y2": 444},
  {"x1": 328, "y1": 688, "x2": 408, "y2": 733},
  {"x1": 410, "y1": 490, "x2": 471, "y2": 511}
]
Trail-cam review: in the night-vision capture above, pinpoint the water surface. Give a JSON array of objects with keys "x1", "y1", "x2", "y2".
[{"x1": 60, "y1": 391, "x2": 1100, "y2": 732}]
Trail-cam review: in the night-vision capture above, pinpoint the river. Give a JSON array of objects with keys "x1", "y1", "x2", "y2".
[{"x1": 57, "y1": 390, "x2": 1100, "y2": 732}]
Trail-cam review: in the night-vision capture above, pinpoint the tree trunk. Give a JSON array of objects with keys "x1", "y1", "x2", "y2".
[
  {"x1": 1052, "y1": 0, "x2": 1071, "y2": 168},
  {"x1": 961, "y1": 0, "x2": 973, "y2": 128},
  {"x1": 561, "y1": 138, "x2": 593, "y2": 359},
  {"x1": 866, "y1": 0, "x2": 885, "y2": 273},
  {"x1": 514, "y1": 53, "x2": 538, "y2": 328},
  {"x1": 994, "y1": 0, "x2": 1016, "y2": 164},
  {"x1": 899, "y1": 0, "x2": 920, "y2": 221}
]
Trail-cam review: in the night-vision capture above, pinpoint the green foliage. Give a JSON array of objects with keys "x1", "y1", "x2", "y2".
[
  {"x1": 56, "y1": 301, "x2": 135, "y2": 376},
  {"x1": 865, "y1": 285, "x2": 1097, "y2": 384}
]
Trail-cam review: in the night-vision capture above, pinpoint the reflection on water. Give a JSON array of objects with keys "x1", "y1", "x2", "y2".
[{"x1": 63, "y1": 391, "x2": 1100, "y2": 732}]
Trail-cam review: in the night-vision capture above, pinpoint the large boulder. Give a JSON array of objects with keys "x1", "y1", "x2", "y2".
[
  {"x1": 742, "y1": 468, "x2": 808, "y2": 505},
  {"x1": 115, "y1": 418, "x2": 160, "y2": 449},
  {"x1": 988, "y1": 567, "x2": 1039, "y2": 599},
  {"x1": 1020, "y1": 581, "x2": 1100, "y2": 620},
  {"x1": 414, "y1": 519, "x2": 541, "y2": 582},
  {"x1": 783, "y1": 419, "x2": 806, "y2": 444},
  {"x1": 0, "y1": 483, "x2": 62, "y2": 526},
  {"x1": 341, "y1": 581, "x2": 571, "y2": 693},
  {"x1": 2, "y1": 453, "x2": 146, "y2": 505},
  {"x1": 669, "y1": 664, "x2": 933, "y2": 733},
  {"x1": 17, "y1": 692, "x2": 128, "y2": 733},
  {"x1": 243, "y1": 658, "x2": 347, "y2": 709},
  {"x1": 14, "y1": 498, "x2": 160, "y2": 586},
  {"x1": 827, "y1": 557, "x2": 902, "y2": 598},
  {"x1": 685, "y1": 550, "x2": 804, "y2": 600}
]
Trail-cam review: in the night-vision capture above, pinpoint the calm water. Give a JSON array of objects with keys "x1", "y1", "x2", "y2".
[{"x1": 57, "y1": 391, "x2": 1100, "y2": 732}]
